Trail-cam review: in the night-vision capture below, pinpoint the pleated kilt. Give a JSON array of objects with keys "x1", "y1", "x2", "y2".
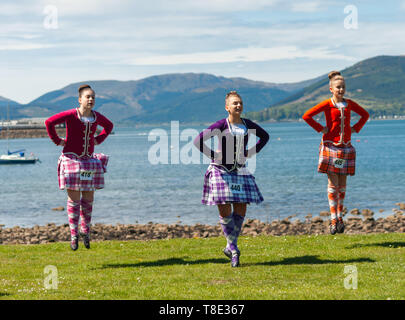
[
  {"x1": 57, "y1": 153, "x2": 109, "y2": 191},
  {"x1": 318, "y1": 142, "x2": 356, "y2": 175},
  {"x1": 202, "y1": 164, "x2": 264, "y2": 205}
]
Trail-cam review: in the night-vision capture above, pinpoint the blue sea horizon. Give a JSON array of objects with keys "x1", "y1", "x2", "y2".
[{"x1": 0, "y1": 119, "x2": 404, "y2": 228}]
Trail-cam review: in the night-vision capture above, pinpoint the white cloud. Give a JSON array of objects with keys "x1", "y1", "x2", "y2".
[
  {"x1": 13, "y1": 0, "x2": 282, "y2": 18},
  {"x1": 1, "y1": 0, "x2": 405, "y2": 103},
  {"x1": 0, "y1": 2, "x2": 40, "y2": 16},
  {"x1": 0, "y1": 43, "x2": 54, "y2": 51},
  {"x1": 184, "y1": 0, "x2": 280, "y2": 12},
  {"x1": 127, "y1": 46, "x2": 355, "y2": 66},
  {"x1": 291, "y1": 1, "x2": 323, "y2": 13},
  {"x1": 36, "y1": 0, "x2": 131, "y2": 15}
]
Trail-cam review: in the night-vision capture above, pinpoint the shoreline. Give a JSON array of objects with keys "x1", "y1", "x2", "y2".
[
  {"x1": 1, "y1": 117, "x2": 404, "y2": 139},
  {"x1": 0, "y1": 128, "x2": 66, "y2": 140},
  {"x1": 1, "y1": 205, "x2": 404, "y2": 245}
]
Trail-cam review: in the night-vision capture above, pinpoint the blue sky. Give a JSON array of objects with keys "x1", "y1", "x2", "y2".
[{"x1": 1, "y1": 0, "x2": 405, "y2": 103}]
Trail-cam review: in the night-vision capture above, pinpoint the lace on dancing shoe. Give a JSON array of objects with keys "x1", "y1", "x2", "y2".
[
  {"x1": 223, "y1": 247, "x2": 232, "y2": 259},
  {"x1": 81, "y1": 233, "x2": 90, "y2": 249},
  {"x1": 70, "y1": 236, "x2": 79, "y2": 251},
  {"x1": 330, "y1": 219, "x2": 337, "y2": 235},
  {"x1": 223, "y1": 247, "x2": 240, "y2": 260},
  {"x1": 231, "y1": 252, "x2": 240, "y2": 268},
  {"x1": 337, "y1": 217, "x2": 345, "y2": 234}
]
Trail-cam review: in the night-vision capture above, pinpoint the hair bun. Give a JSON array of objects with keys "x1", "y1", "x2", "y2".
[
  {"x1": 78, "y1": 84, "x2": 93, "y2": 97},
  {"x1": 78, "y1": 84, "x2": 92, "y2": 92},
  {"x1": 328, "y1": 71, "x2": 341, "y2": 80}
]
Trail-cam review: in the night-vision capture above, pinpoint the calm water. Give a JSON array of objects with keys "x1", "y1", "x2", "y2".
[{"x1": 0, "y1": 120, "x2": 404, "y2": 228}]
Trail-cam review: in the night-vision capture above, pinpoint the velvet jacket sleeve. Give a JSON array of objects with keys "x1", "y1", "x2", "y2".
[
  {"x1": 94, "y1": 112, "x2": 114, "y2": 145},
  {"x1": 193, "y1": 119, "x2": 224, "y2": 160},
  {"x1": 302, "y1": 100, "x2": 328, "y2": 132},
  {"x1": 45, "y1": 110, "x2": 72, "y2": 146},
  {"x1": 349, "y1": 100, "x2": 369, "y2": 133},
  {"x1": 245, "y1": 119, "x2": 270, "y2": 157}
]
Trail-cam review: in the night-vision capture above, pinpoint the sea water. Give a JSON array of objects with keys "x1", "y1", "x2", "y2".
[{"x1": 0, "y1": 120, "x2": 404, "y2": 228}]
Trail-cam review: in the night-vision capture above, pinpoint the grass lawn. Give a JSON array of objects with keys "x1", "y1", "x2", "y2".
[{"x1": 0, "y1": 233, "x2": 404, "y2": 300}]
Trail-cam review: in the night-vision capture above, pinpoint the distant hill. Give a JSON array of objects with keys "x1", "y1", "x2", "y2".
[
  {"x1": 10, "y1": 73, "x2": 319, "y2": 123},
  {"x1": 247, "y1": 55, "x2": 405, "y2": 121},
  {"x1": 4, "y1": 56, "x2": 405, "y2": 123},
  {"x1": 0, "y1": 97, "x2": 22, "y2": 120}
]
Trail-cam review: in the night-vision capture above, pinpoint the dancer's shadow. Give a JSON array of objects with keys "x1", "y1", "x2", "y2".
[
  {"x1": 100, "y1": 257, "x2": 228, "y2": 269},
  {"x1": 346, "y1": 242, "x2": 405, "y2": 249},
  {"x1": 100, "y1": 255, "x2": 375, "y2": 269},
  {"x1": 0, "y1": 292, "x2": 11, "y2": 297},
  {"x1": 246, "y1": 255, "x2": 375, "y2": 267}
]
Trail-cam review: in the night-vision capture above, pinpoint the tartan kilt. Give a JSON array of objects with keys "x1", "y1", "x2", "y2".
[
  {"x1": 202, "y1": 164, "x2": 264, "y2": 205},
  {"x1": 318, "y1": 143, "x2": 356, "y2": 175},
  {"x1": 57, "y1": 153, "x2": 109, "y2": 191}
]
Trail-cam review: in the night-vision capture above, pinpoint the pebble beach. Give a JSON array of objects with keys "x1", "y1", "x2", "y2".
[{"x1": 1, "y1": 203, "x2": 404, "y2": 245}]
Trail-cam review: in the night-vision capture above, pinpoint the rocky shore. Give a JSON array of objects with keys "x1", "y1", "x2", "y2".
[
  {"x1": 0, "y1": 127, "x2": 103, "y2": 139},
  {"x1": 1, "y1": 204, "x2": 404, "y2": 245},
  {"x1": 0, "y1": 128, "x2": 66, "y2": 139}
]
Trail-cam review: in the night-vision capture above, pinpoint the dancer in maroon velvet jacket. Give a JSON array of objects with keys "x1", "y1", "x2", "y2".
[
  {"x1": 45, "y1": 84, "x2": 113, "y2": 251},
  {"x1": 194, "y1": 91, "x2": 269, "y2": 267}
]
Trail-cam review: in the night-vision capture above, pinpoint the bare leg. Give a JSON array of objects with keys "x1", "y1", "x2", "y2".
[
  {"x1": 81, "y1": 190, "x2": 94, "y2": 203},
  {"x1": 218, "y1": 204, "x2": 232, "y2": 218},
  {"x1": 338, "y1": 175, "x2": 347, "y2": 187},
  {"x1": 67, "y1": 189, "x2": 81, "y2": 202},
  {"x1": 232, "y1": 203, "x2": 247, "y2": 217}
]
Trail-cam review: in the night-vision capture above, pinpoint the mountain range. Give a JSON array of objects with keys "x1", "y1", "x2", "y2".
[
  {"x1": 1, "y1": 55, "x2": 404, "y2": 123},
  {"x1": 1, "y1": 74, "x2": 319, "y2": 123}
]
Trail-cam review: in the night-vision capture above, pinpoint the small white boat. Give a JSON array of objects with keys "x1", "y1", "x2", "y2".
[
  {"x1": 0, "y1": 150, "x2": 39, "y2": 164},
  {"x1": 0, "y1": 103, "x2": 40, "y2": 164}
]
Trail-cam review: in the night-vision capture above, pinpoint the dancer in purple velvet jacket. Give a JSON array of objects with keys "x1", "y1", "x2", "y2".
[{"x1": 194, "y1": 91, "x2": 269, "y2": 267}]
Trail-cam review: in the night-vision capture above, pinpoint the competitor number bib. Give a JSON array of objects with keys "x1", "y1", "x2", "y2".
[
  {"x1": 229, "y1": 183, "x2": 244, "y2": 194},
  {"x1": 333, "y1": 159, "x2": 346, "y2": 169},
  {"x1": 80, "y1": 170, "x2": 94, "y2": 181}
]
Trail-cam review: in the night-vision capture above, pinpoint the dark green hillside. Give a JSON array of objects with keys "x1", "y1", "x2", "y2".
[{"x1": 247, "y1": 56, "x2": 405, "y2": 121}]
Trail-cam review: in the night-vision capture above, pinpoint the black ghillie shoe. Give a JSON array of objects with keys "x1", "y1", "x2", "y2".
[
  {"x1": 330, "y1": 219, "x2": 337, "y2": 235},
  {"x1": 81, "y1": 233, "x2": 90, "y2": 249},
  {"x1": 231, "y1": 252, "x2": 240, "y2": 268},
  {"x1": 337, "y1": 218, "x2": 345, "y2": 234},
  {"x1": 223, "y1": 248, "x2": 240, "y2": 260},
  {"x1": 223, "y1": 248, "x2": 232, "y2": 259},
  {"x1": 70, "y1": 236, "x2": 79, "y2": 251}
]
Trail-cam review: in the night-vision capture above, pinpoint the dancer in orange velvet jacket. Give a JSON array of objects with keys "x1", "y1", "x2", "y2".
[{"x1": 302, "y1": 71, "x2": 369, "y2": 235}]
